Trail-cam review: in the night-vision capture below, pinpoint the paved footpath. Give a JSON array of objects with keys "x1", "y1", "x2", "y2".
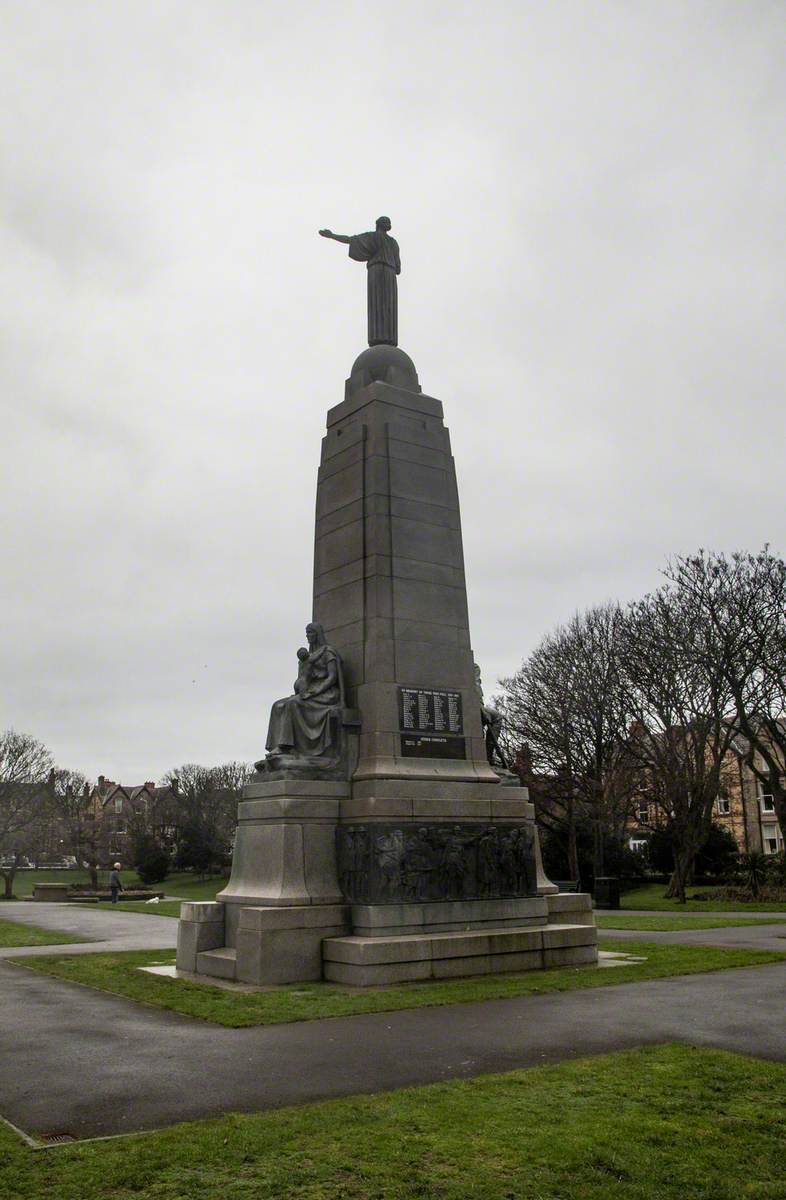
[
  {"x1": 1, "y1": 902, "x2": 785, "y2": 1142},
  {"x1": 0, "y1": 901, "x2": 177, "y2": 958},
  {"x1": 0, "y1": 918, "x2": 784, "y2": 1140},
  {"x1": 599, "y1": 921, "x2": 786, "y2": 953},
  {"x1": 616, "y1": 908, "x2": 786, "y2": 920}
]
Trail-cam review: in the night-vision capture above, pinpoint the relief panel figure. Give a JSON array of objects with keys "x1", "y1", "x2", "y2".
[
  {"x1": 513, "y1": 826, "x2": 534, "y2": 894},
  {"x1": 477, "y1": 827, "x2": 500, "y2": 898},
  {"x1": 439, "y1": 826, "x2": 474, "y2": 900},
  {"x1": 403, "y1": 827, "x2": 437, "y2": 901},
  {"x1": 376, "y1": 829, "x2": 405, "y2": 900},
  {"x1": 498, "y1": 830, "x2": 518, "y2": 895}
]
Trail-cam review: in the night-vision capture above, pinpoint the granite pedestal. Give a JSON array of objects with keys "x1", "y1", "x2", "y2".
[
  {"x1": 177, "y1": 777, "x2": 351, "y2": 984},
  {"x1": 179, "y1": 346, "x2": 596, "y2": 987}
]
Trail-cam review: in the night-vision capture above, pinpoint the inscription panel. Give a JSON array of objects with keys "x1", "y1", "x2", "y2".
[
  {"x1": 398, "y1": 687, "x2": 463, "y2": 734},
  {"x1": 401, "y1": 733, "x2": 466, "y2": 760}
]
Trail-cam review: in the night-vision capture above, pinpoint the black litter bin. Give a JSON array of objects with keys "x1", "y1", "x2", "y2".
[{"x1": 594, "y1": 876, "x2": 621, "y2": 909}]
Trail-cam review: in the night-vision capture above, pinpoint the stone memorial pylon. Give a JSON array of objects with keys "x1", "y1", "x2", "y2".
[{"x1": 177, "y1": 219, "x2": 596, "y2": 986}]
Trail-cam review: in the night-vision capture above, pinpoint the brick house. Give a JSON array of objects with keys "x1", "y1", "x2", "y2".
[
  {"x1": 716, "y1": 743, "x2": 784, "y2": 856},
  {"x1": 628, "y1": 742, "x2": 784, "y2": 858},
  {"x1": 91, "y1": 776, "x2": 181, "y2": 864}
]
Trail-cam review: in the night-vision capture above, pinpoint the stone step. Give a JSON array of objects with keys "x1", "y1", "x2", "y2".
[
  {"x1": 546, "y1": 892, "x2": 594, "y2": 924},
  {"x1": 351, "y1": 896, "x2": 548, "y2": 937},
  {"x1": 323, "y1": 922, "x2": 597, "y2": 987},
  {"x1": 196, "y1": 947, "x2": 237, "y2": 980}
]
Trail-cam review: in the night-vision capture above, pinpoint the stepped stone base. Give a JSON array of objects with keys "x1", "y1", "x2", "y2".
[
  {"x1": 179, "y1": 902, "x2": 350, "y2": 985},
  {"x1": 177, "y1": 894, "x2": 597, "y2": 987},
  {"x1": 352, "y1": 896, "x2": 549, "y2": 936},
  {"x1": 196, "y1": 946, "x2": 237, "y2": 979},
  {"x1": 323, "y1": 920, "x2": 598, "y2": 987},
  {"x1": 177, "y1": 891, "x2": 597, "y2": 987},
  {"x1": 235, "y1": 904, "x2": 349, "y2": 984},
  {"x1": 546, "y1": 892, "x2": 594, "y2": 925}
]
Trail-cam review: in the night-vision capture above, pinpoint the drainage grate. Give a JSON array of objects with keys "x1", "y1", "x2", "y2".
[{"x1": 38, "y1": 1131, "x2": 75, "y2": 1144}]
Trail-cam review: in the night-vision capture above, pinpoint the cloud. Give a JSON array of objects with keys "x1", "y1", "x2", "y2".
[{"x1": 2, "y1": 0, "x2": 785, "y2": 778}]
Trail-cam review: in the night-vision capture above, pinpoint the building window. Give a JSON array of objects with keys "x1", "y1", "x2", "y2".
[
  {"x1": 637, "y1": 807, "x2": 649, "y2": 824},
  {"x1": 760, "y1": 794, "x2": 775, "y2": 814},
  {"x1": 114, "y1": 797, "x2": 123, "y2": 814},
  {"x1": 716, "y1": 797, "x2": 730, "y2": 816},
  {"x1": 765, "y1": 836, "x2": 780, "y2": 855}
]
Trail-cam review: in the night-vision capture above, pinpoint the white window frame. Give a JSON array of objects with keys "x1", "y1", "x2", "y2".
[
  {"x1": 760, "y1": 794, "x2": 775, "y2": 814},
  {"x1": 716, "y1": 797, "x2": 731, "y2": 816}
]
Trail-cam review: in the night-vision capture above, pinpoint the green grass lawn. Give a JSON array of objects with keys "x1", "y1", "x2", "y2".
[
  {"x1": 75, "y1": 900, "x2": 184, "y2": 918},
  {"x1": 3, "y1": 869, "x2": 227, "y2": 902},
  {"x1": 2, "y1": 1045, "x2": 785, "y2": 1199},
  {"x1": 0, "y1": 916, "x2": 87, "y2": 948},
  {"x1": 13, "y1": 939, "x2": 784, "y2": 1027},
  {"x1": 597, "y1": 914, "x2": 786, "y2": 932},
  {"x1": 4, "y1": 867, "x2": 140, "y2": 898},
  {"x1": 619, "y1": 882, "x2": 786, "y2": 912},
  {"x1": 161, "y1": 874, "x2": 228, "y2": 900}
]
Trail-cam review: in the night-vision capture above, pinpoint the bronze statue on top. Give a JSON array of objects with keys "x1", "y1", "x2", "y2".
[{"x1": 319, "y1": 217, "x2": 401, "y2": 347}]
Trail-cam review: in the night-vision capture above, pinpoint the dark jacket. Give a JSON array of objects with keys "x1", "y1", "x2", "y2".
[{"x1": 109, "y1": 870, "x2": 123, "y2": 891}]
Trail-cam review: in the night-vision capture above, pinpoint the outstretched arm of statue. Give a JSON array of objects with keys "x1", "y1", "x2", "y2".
[{"x1": 319, "y1": 229, "x2": 352, "y2": 244}]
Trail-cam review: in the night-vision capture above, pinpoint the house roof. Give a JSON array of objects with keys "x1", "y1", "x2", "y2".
[{"x1": 97, "y1": 781, "x2": 176, "y2": 808}]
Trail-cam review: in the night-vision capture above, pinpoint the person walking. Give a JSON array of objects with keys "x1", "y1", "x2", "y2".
[{"x1": 109, "y1": 862, "x2": 124, "y2": 904}]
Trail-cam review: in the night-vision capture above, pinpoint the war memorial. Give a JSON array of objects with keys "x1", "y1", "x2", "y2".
[{"x1": 177, "y1": 218, "x2": 597, "y2": 986}]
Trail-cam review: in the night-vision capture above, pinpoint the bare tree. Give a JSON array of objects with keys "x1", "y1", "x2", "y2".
[
  {"x1": 163, "y1": 761, "x2": 252, "y2": 874},
  {"x1": 48, "y1": 769, "x2": 101, "y2": 888},
  {"x1": 498, "y1": 603, "x2": 635, "y2": 885},
  {"x1": 617, "y1": 587, "x2": 736, "y2": 901},
  {"x1": 498, "y1": 634, "x2": 582, "y2": 880},
  {"x1": 0, "y1": 730, "x2": 54, "y2": 898},
  {"x1": 665, "y1": 549, "x2": 786, "y2": 837}
]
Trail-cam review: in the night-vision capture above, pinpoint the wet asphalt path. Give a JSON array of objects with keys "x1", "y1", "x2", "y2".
[
  {"x1": 1, "y1": 902, "x2": 785, "y2": 1141},
  {"x1": 1, "y1": 952, "x2": 785, "y2": 1140},
  {"x1": 0, "y1": 901, "x2": 177, "y2": 958}
]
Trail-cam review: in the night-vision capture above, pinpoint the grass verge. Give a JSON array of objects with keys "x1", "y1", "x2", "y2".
[
  {"x1": 2, "y1": 1045, "x2": 786, "y2": 1199},
  {"x1": 596, "y1": 914, "x2": 786, "y2": 932},
  {"x1": 0, "y1": 917, "x2": 87, "y2": 948},
  {"x1": 2, "y1": 870, "x2": 227, "y2": 902},
  {"x1": 619, "y1": 882, "x2": 786, "y2": 912},
  {"x1": 158, "y1": 874, "x2": 228, "y2": 901},
  {"x1": 12, "y1": 939, "x2": 784, "y2": 1027},
  {"x1": 74, "y1": 900, "x2": 184, "y2": 918}
]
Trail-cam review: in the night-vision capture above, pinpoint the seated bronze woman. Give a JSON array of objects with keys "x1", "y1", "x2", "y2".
[{"x1": 263, "y1": 623, "x2": 344, "y2": 761}]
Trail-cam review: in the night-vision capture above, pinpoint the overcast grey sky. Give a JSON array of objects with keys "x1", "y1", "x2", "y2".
[{"x1": 2, "y1": 1, "x2": 785, "y2": 782}]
